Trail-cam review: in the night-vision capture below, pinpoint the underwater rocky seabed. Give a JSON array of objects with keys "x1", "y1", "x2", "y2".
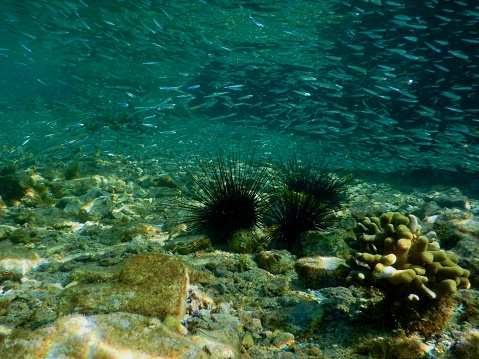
[{"x1": 0, "y1": 150, "x2": 479, "y2": 359}]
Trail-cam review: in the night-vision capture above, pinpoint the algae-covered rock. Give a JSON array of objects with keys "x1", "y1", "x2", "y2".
[
  {"x1": 297, "y1": 229, "x2": 350, "y2": 257},
  {"x1": 271, "y1": 330, "x2": 295, "y2": 349},
  {"x1": 9, "y1": 227, "x2": 39, "y2": 244},
  {"x1": 167, "y1": 236, "x2": 213, "y2": 255},
  {"x1": 451, "y1": 330, "x2": 479, "y2": 359},
  {"x1": 59, "y1": 253, "x2": 188, "y2": 320},
  {"x1": 354, "y1": 335, "x2": 433, "y2": 359},
  {"x1": 255, "y1": 249, "x2": 295, "y2": 274},
  {"x1": 0, "y1": 225, "x2": 16, "y2": 240},
  {"x1": 0, "y1": 242, "x2": 42, "y2": 282},
  {"x1": 295, "y1": 256, "x2": 345, "y2": 289},
  {"x1": 0, "y1": 312, "x2": 237, "y2": 359},
  {"x1": 241, "y1": 333, "x2": 255, "y2": 349},
  {"x1": 69, "y1": 263, "x2": 123, "y2": 284},
  {"x1": 79, "y1": 195, "x2": 114, "y2": 222},
  {"x1": 0, "y1": 167, "x2": 27, "y2": 205},
  {"x1": 425, "y1": 187, "x2": 471, "y2": 210},
  {"x1": 237, "y1": 268, "x2": 290, "y2": 297},
  {"x1": 226, "y1": 229, "x2": 262, "y2": 254}
]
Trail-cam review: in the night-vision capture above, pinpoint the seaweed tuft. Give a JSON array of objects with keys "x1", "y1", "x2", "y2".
[{"x1": 0, "y1": 166, "x2": 27, "y2": 205}]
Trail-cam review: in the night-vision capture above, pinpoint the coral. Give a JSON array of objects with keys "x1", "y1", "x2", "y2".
[
  {"x1": 183, "y1": 148, "x2": 270, "y2": 246},
  {"x1": 337, "y1": 212, "x2": 470, "y2": 336},
  {"x1": 339, "y1": 212, "x2": 470, "y2": 300}
]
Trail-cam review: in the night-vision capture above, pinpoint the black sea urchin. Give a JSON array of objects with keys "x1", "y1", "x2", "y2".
[
  {"x1": 278, "y1": 153, "x2": 351, "y2": 210},
  {"x1": 184, "y1": 148, "x2": 270, "y2": 245},
  {"x1": 268, "y1": 190, "x2": 332, "y2": 253},
  {"x1": 267, "y1": 154, "x2": 351, "y2": 254}
]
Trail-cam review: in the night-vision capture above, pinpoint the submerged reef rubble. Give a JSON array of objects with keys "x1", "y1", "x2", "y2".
[{"x1": 1, "y1": 153, "x2": 478, "y2": 358}]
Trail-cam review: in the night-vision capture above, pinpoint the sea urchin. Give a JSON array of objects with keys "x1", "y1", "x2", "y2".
[
  {"x1": 184, "y1": 148, "x2": 270, "y2": 245},
  {"x1": 267, "y1": 153, "x2": 351, "y2": 254},
  {"x1": 278, "y1": 153, "x2": 351, "y2": 210}
]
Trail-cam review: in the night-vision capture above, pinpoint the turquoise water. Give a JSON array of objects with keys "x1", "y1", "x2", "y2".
[{"x1": 1, "y1": 0, "x2": 478, "y2": 187}]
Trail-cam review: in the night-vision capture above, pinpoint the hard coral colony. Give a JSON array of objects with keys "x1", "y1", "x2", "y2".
[
  {"x1": 337, "y1": 212, "x2": 471, "y2": 335},
  {"x1": 338, "y1": 212, "x2": 470, "y2": 301}
]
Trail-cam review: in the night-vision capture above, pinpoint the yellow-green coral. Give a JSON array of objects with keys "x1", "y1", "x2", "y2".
[{"x1": 338, "y1": 212, "x2": 470, "y2": 301}]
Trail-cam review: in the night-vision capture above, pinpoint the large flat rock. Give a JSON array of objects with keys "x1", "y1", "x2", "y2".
[{"x1": 59, "y1": 253, "x2": 188, "y2": 319}]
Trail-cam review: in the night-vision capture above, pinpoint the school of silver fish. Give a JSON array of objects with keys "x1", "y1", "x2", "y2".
[{"x1": 0, "y1": 0, "x2": 478, "y2": 176}]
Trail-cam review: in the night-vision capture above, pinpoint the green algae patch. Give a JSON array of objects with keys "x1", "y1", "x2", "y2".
[{"x1": 59, "y1": 254, "x2": 188, "y2": 320}]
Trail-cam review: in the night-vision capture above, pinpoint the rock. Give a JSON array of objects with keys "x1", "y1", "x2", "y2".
[
  {"x1": 238, "y1": 268, "x2": 290, "y2": 296},
  {"x1": 0, "y1": 242, "x2": 42, "y2": 282},
  {"x1": 163, "y1": 315, "x2": 188, "y2": 335},
  {"x1": 152, "y1": 175, "x2": 180, "y2": 189},
  {"x1": 174, "y1": 312, "x2": 243, "y2": 357},
  {"x1": 417, "y1": 200, "x2": 442, "y2": 218},
  {"x1": 261, "y1": 276, "x2": 290, "y2": 296},
  {"x1": 0, "y1": 225, "x2": 16, "y2": 240},
  {"x1": 452, "y1": 234, "x2": 479, "y2": 287},
  {"x1": 285, "y1": 299, "x2": 324, "y2": 333},
  {"x1": 297, "y1": 229, "x2": 350, "y2": 257},
  {"x1": 0, "y1": 312, "x2": 238, "y2": 359},
  {"x1": 238, "y1": 311, "x2": 263, "y2": 333},
  {"x1": 451, "y1": 330, "x2": 479, "y2": 359},
  {"x1": 255, "y1": 250, "x2": 295, "y2": 274},
  {"x1": 295, "y1": 256, "x2": 345, "y2": 289},
  {"x1": 59, "y1": 254, "x2": 188, "y2": 319},
  {"x1": 78, "y1": 196, "x2": 114, "y2": 222},
  {"x1": 57, "y1": 176, "x2": 102, "y2": 196},
  {"x1": 237, "y1": 253, "x2": 257, "y2": 271},
  {"x1": 271, "y1": 330, "x2": 294, "y2": 349},
  {"x1": 425, "y1": 188, "x2": 471, "y2": 210},
  {"x1": 69, "y1": 263, "x2": 123, "y2": 284},
  {"x1": 9, "y1": 227, "x2": 39, "y2": 244},
  {"x1": 227, "y1": 229, "x2": 261, "y2": 254},
  {"x1": 58, "y1": 196, "x2": 82, "y2": 216},
  {"x1": 242, "y1": 333, "x2": 255, "y2": 349}
]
